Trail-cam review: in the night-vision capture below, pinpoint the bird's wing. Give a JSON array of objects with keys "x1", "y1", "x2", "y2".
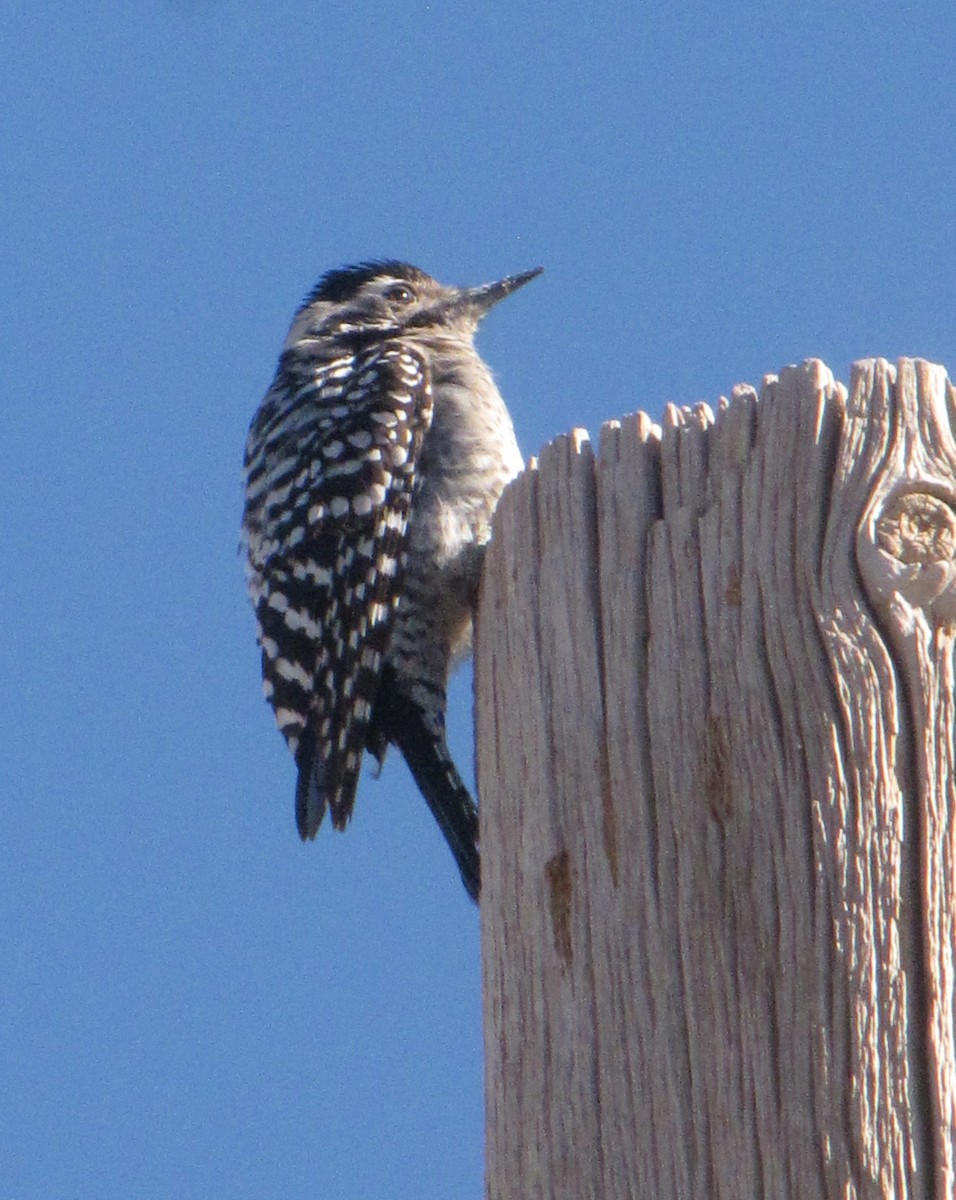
[{"x1": 242, "y1": 341, "x2": 433, "y2": 834}]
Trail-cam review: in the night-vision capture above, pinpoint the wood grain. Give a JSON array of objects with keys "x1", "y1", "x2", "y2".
[{"x1": 477, "y1": 359, "x2": 956, "y2": 1200}]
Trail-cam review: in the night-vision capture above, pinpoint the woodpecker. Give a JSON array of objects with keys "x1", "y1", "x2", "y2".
[{"x1": 242, "y1": 260, "x2": 541, "y2": 901}]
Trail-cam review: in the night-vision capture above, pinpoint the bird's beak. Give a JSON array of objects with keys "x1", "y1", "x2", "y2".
[{"x1": 456, "y1": 267, "x2": 544, "y2": 319}]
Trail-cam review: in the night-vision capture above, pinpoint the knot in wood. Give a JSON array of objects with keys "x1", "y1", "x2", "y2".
[
  {"x1": 544, "y1": 850, "x2": 573, "y2": 968},
  {"x1": 875, "y1": 491, "x2": 956, "y2": 565},
  {"x1": 860, "y1": 487, "x2": 956, "y2": 621}
]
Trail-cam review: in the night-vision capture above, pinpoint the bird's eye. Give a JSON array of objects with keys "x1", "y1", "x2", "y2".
[{"x1": 384, "y1": 284, "x2": 415, "y2": 305}]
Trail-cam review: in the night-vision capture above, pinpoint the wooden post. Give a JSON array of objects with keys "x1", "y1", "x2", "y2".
[{"x1": 475, "y1": 359, "x2": 956, "y2": 1200}]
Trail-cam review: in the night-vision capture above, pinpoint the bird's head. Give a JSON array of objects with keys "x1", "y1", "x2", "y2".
[{"x1": 283, "y1": 260, "x2": 542, "y2": 352}]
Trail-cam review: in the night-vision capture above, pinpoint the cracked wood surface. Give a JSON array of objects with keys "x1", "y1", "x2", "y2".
[{"x1": 476, "y1": 359, "x2": 956, "y2": 1200}]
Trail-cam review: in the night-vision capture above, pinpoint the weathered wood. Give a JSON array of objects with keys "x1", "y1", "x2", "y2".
[{"x1": 476, "y1": 359, "x2": 956, "y2": 1200}]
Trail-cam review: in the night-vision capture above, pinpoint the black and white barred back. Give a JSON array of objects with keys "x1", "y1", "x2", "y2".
[{"x1": 242, "y1": 261, "x2": 540, "y2": 901}]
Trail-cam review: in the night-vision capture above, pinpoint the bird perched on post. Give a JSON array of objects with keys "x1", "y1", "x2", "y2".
[{"x1": 242, "y1": 260, "x2": 541, "y2": 900}]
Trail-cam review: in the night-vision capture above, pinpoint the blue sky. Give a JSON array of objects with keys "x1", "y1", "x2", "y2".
[{"x1": 3, "y1": 1, "x2": 955, "y2": 1196}]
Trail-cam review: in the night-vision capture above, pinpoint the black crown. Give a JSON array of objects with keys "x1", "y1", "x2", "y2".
[{"x1": 303, "y1": 260, "x2": 431, "y2": 307}]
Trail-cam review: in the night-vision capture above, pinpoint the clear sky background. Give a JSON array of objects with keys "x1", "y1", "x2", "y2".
[{"x1": 3, "y1": 1, "x2": 955, "y2": 1197}]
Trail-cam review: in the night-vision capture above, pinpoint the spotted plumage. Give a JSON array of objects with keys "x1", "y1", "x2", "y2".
[{"x1": 242, "y1": 260, "x2": 541, "y2": 900}]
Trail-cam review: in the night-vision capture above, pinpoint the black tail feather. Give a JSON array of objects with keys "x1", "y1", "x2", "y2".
[
  {"x1": 371, "y1": 669, "x2": 480, "y2": 902},
  {"x1": 395, "y1": 717, "x2": 480, "y2": 902}
]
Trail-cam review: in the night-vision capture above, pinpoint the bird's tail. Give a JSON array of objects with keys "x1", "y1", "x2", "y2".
[
  {"x1": 370, "y1": 668, "x2": 480, "y2": 902},
  {"x1": 392, "y1": 710, "x2": 480, "y2": 903}
]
